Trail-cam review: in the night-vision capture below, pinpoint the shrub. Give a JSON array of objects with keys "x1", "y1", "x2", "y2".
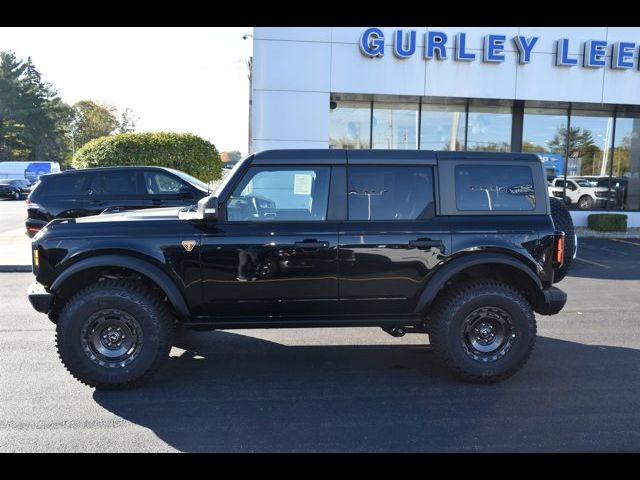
[
  {"x1": 72, "y1": 132, "x2": 222, "y2": 182},
  {"x1": 588, "y1": 213, "x2": 627, "y2": 232}
]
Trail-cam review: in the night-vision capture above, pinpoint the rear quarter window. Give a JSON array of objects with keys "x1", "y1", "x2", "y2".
[
  {"x1": 455, "y1": 165, "x2": 535, "y2": 211},
  {"x1": 37, "y1": 173, "x2": 94, "y2": 196}
]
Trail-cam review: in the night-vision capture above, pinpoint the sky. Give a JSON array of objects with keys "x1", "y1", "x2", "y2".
[{"x1": 0, "y1": 27, "x2": 252, "y2": 154}]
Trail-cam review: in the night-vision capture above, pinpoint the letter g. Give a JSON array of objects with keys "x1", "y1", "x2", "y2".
[{"x1": 360, "y1": 27, "x2": 385, "y2": 57}]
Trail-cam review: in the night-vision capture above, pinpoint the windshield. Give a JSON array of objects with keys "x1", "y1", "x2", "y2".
[
  {"x1": 165, "y1": 168, "x2": 210, "y2": 192},
  {"x1": 214, "y1": 156, "x2": 249, "y2": 197}
]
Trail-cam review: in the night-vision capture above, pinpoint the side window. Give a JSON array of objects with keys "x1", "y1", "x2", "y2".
[
  {"x1": 94, "y1": 171, "x2": 140, "y2": 195},
  {"x1": 455, "y1": 165, "x2": 535, "y2": 211},
  {"x1": 227, "y1": 167, "x2": 330, "y2": 221},
  {"x1": 41, "y1": 174, "x2": 93, "y2": 196},
  {"x1": 554, "y1": 179, "x2": 565, "y2": 188},
  {"x1": 143, "y1": 172, "x2": 186, "y2": 194},
  {"x1": 567, "y1": 181, "x2": 577, "y2": 191},
  {"x1": 347, "y1": 166, "x2": 435, "y2": 220}
]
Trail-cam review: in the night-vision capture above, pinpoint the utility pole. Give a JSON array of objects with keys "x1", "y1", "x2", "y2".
[{"x1": 243, "y1": 33, "x2": 254, "y2": 154}]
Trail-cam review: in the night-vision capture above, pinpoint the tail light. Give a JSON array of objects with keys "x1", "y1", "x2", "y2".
[{"x1": 553, "y1": 232, "x2": 565, "y2": 268}]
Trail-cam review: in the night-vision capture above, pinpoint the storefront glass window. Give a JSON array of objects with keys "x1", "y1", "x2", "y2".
[
  {"x1": 372, "y1": 102, "x2": 419, "y2": 150},
  {"x1": 329, "y1": 100, "x2": 371, "y2": 149},
  {"x1": 522, "y1": 107, "x2": 568, "y2": 181},
  {"x1": 467, "y1": 104, "x2": 512, "y2": 152},
  {"x1": 611, "y1": 113, "x2": 640, "y2": 211},
  {"x1": 420, "y1": 102, "x2": 466, "y2": 151}
]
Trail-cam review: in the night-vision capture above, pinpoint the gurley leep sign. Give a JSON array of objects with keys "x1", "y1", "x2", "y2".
[{"x1": 359, "y1": 27, "x2": 639, "y2": 70}]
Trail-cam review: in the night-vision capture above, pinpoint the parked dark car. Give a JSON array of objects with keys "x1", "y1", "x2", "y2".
[
  {"x1": 25, "y1": 166, "x2": 209, "y2": 236},
  {"x1": 28, "y1": 150, "x2": 569, "y2": 389},
  {"x1": 0, "y1": 179, "x2": 31, "y2": 200}
]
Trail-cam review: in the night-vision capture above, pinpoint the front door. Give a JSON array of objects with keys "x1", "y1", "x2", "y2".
[
  {"x1": 197, "y1": 165, "x2": 339, "y2": 319},
  {"x1": 338, "y1": 164, "x2": 451, "y2": 316}
]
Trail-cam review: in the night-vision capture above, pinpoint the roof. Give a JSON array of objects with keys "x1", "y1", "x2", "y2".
[{"x1": 251, "y1": 149, "x2": 542, "y2": 165}]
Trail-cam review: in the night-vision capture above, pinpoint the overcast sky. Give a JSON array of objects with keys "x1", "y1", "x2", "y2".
[{"x1": 0, "y1": 27, "x2": 252, "y2": 154}]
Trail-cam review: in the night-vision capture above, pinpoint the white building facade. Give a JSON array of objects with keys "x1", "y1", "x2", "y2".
[{"x1": 250, "y1": 27, "x2": 640, "y2": 225}]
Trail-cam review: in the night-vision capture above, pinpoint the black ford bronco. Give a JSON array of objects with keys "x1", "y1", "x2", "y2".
[{"x1": 27, "y1": 150, "x2": 571, "y2": 389}]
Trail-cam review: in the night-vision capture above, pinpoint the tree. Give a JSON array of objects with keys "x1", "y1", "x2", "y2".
[
  {"x1": 70, "y1": 100, "x2": 119, "y2": 151},
  {"x1": 118, "y1": 107, "x2": 138, "y2": 134},
  {"x1": 547, "y1": 125, "x2": 600, "y2": 175},
  {"x1": 220, "y1": 150, "x2": 242, "y2": 164},
  {"x1": 522, "y1": 140, "x2": 547, "y2": 153},
  {"x1": 0, "y1": 51, "x2": 73, "y2": 163},
  {"x1": 72, "y1": 132, "x2": 222, "y2": 182}
]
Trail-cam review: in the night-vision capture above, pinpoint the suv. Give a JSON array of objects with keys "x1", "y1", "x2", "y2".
[
  {"x1": 27, "y1": 150, "x2": 568, "y2": 389},
  {"x1": 548, "y1": 176, "x2": 616, "y2": 209},
  {"x1": 0, "y1": 179, "x2": 31, "y2": 200},
  {"x1": 25, "y1": 166, "x2": 209, "y2": 236}
]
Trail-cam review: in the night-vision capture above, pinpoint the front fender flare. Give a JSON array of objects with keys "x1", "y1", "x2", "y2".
[{"x1": 50, "y1": 254, "x2": 190, "y2": 317}]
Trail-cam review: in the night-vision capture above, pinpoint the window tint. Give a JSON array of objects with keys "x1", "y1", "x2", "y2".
[
  {"x1": 554, "y1": 179, "x2": 565, "y2": 188},
  {"x1": 41, "y1": 173, "x2": 94, "y2": 196},
  {"x1": 348, "y1": 166, "x2": 435, "y2": 220},
  {"x1": 94, "y1": 171, "x2": 140, "y2": 195},
  {"x1": 143, "y1": 172, "x2": 186, "y2": 194},
  {"x1": 227, "y1": 167, "x2": 330, "y2": 221},
  {"x1": 455, "y1": 165, "x2": 535, "y2": 211}
]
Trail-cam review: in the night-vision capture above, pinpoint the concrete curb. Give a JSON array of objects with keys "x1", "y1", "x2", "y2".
[
  {"x1": 0, "y1": 265, "x2": 32, "y2": 272},
  {"x1": 576, "y1": 227, "x2": 640, "y2": 239}
]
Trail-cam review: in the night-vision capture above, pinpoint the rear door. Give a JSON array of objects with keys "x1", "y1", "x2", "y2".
[
  {"x1": 89, "y1": 170, "x2": 149, "y2": 214},
  {"x1": 338, "y1": 152, "x2": 451, "y2": 316}
]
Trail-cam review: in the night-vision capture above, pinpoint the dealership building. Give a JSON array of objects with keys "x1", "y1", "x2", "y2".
[{"x1": 250, "y1": 27, "x2": 640, "y2": 226}]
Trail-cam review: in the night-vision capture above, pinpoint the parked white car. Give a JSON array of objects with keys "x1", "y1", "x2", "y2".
[{"x1": 548, "y1": 177, "x2": 615, "y2": 209}]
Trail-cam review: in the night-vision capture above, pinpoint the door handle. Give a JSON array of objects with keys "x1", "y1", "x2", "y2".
[
  {"x1": 152, "y1": 199, "x2": 163, "y2": 205},
  {"x1": 408, "y1": 239, "x2": 443, "y2": 249},
  {"x1": 294, "y1": 240, "x2": 330, "y2": 249}
]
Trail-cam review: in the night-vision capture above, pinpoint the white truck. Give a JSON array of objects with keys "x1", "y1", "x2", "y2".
[
  {"x1": 0, "y1": 161, "x2": 60, "y2": 183},
  {"x1": 548, "y1": 176, "x2": 615, "y2": 209}
]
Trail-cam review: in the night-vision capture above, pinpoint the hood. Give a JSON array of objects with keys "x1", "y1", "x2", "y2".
[{"x1": 74, "y1": 206, "x2": 186, "y2": 223}]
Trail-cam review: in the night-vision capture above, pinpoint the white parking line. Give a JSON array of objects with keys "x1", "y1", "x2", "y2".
[
  {"x1": 574, "y1": 257, "x2": 611, "y2": 269},
  {"x1": 610, "y1": 238, "x2": 640, "y2": 247}
]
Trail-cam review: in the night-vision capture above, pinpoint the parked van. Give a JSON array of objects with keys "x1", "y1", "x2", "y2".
[{"x1": 0, "y1": 161, "x2": 60, "y2": 183}]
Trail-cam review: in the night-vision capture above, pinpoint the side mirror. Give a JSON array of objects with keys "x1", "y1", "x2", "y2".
[
  {"x1": 178, "y1": 195, "x2": 218, "y2": 222},
  {"x1": 198, "y1": 195, "x2": 218, "y2": 221},
  {"x1": 179, "y1": 186, "x2": 194, "y2": 199}
]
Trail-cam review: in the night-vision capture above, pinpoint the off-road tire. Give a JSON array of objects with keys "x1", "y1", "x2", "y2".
[
  {"x1": 56, "y1": 280, "x2": 173, "y2": 389},
  {"x1": 549, "y1": 197, "x2": 576, "y2": 283},
  {"x1": 429, "y1": 280, "x2": 537, "y2": 383}
]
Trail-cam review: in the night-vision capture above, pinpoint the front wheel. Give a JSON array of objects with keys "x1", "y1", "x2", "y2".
[
  {"x1": 428, "y1": 280, "x2": 536, "y2": 383},
  {"x1": 577, "y1": 195, "x2": 594, "y2": 209},
  {"x1": 13, "y1": 191, "x2": 20, "y2": 200},
  {"x1": 56, "y1": 280, "x2": 173, "y2": 389}
]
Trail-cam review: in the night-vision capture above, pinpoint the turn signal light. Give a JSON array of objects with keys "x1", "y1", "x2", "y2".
[{"x1": 554, "y1": 232, "x2": 565, "y2": 267}]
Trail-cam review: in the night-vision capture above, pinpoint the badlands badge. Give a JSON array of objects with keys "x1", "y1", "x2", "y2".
[{"x1": 181, "y1": 240, "x2": 197, "y2": 252}]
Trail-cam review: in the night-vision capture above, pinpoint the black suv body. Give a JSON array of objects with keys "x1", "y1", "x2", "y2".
[
  {"x1": 27, "y1": 150, "x2": 568, "y2": 389},
  {"x1": 25, "y1": 166, "x2": 209, "y2": 236}
]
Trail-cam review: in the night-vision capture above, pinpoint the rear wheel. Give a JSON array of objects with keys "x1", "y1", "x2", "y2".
[
  {"x1": 56, "y1": 280, "x2": 173, "y2": 389},
  {"x1": 13, "y1": 190, "x2": 20, "y2": 200},
  {"x1": 549, "y1": 197, "x2": 576, "y2": 283},
  {"x1": 428, "y1": 280, "x2": 536, "y2": 383}
]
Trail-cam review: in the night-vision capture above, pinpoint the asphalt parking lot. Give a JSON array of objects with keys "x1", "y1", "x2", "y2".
[{"x1": 1, "y1": 238, "x2": 639, "y2": 452}]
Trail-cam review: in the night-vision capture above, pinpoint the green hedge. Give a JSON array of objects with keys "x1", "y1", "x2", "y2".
[
  {"x1": 72, "y1": 132, "x2": 222, "y2": 182},
  {"x1": 588, "y1": 213, "x2": 628, "y2": 232}
]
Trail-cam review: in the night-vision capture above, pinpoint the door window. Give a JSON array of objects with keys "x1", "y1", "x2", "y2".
[
  {"x1": 227, "y1": 167, "x2": 330, "y2": 221},
  {"x1": 347, "y1": 166, "x2": 435, "y2": 220},
  {"x1": 92, "y1": 171, "x2": 140, "y2": 195},
  {"x1": 143, "y1": 171, "x2": 186, "y2": 194}
]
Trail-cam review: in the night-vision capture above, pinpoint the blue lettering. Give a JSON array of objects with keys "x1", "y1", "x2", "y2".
[
  {"x1": 393, "y1": 30, "x2": 417, "y2": 58},
  {"x1": 583, "y1": 40, "x2": 607, "y2": 68},
  {"x1": 425, "y1": 31, "x2": 448, "y2": 60},
  {"x1": 360, "y1": 27, "x2": 385, "y2": 57},
  {"x1": 513, "y1": 36, "x2": 539, "y2": 64},
  {"x1": 455, "y1": 33, "x2": 476, "y2": 61},
  {"x1": 612, "y1": 41, "x2": 635, "y2": 69},
  {"x1": 483, "y1": 34, "x2": 506, "y2": 63},
  {"x1": 555, "y1": 39, "x2": 578, "y2": 66}
]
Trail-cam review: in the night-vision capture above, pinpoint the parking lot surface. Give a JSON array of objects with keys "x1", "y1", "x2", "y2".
[{"x1": 1, "y1": 238, "x2": 639, "y2": 452}]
